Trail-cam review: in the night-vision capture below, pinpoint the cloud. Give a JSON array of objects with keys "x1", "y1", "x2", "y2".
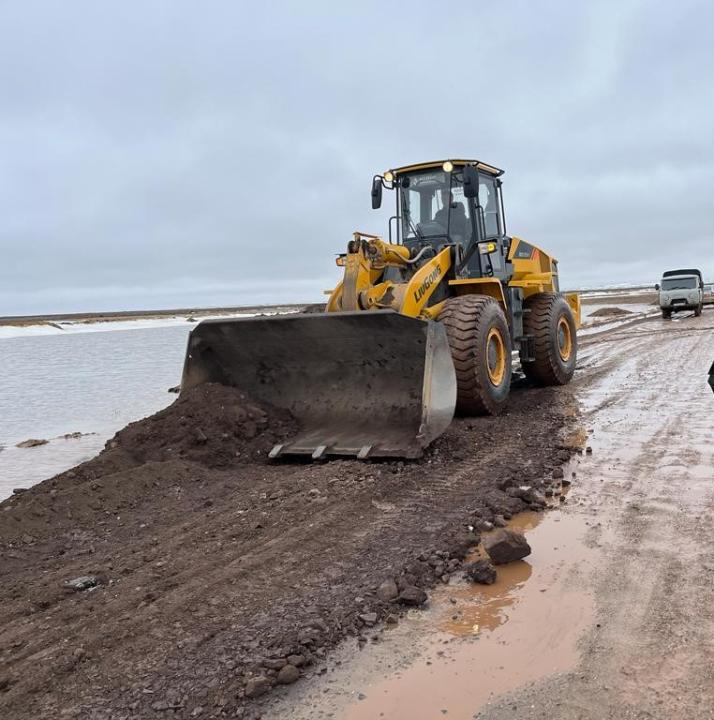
[{"x1": 1, "y1": 0, "x2": 713, "y2": 314}]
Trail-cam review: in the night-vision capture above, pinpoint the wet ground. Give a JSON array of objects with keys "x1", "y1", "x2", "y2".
[
  {"x1": 1, "y1": 303, "x2": 712, "y2": 720},
  {"x1": 266, "y1": 509, "x2": 597, "y2": 720},
  {"x1": 266, "y1": 307, "x2": 714, "y2": 720}
]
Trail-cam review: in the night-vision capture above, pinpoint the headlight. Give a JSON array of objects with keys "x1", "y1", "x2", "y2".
[
  {"x1": 478, "y1": 242, "x2": 497, "y2": 254},
  {"x1": 442, "y1": 161, "x2": 454, "y2": 173},
  {"x1": 383, "y1": 170, "x2": 394, "y2": 183}
]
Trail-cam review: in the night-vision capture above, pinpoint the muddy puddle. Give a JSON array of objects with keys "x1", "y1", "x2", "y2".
[{"x1": 267, "y1": 502, "x2": 597, "y2": 720}]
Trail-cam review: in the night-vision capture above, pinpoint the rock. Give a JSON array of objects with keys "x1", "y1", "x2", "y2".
[
  {"x1": 21, "y1": 534, "x2": 35, "y2": 545},
  {"x1": 63, "y1": 575, "x2": 101, "y2": 591},
  {"x1": 244, "y1": 675, "x2": 271, "y2": 698},
  {"x1": 62, "y1": 431, "x2": 92, "y2": 440},
  {"x1": 476, "y1": 519, "x2": 494, "y2": 532},
  {"x1": 167, "y1": 385, "x2": 181, "y2": 394},
  {"x1": 359, "y1": 612, "x2": 378, "y2": 626},
  {"x1": 586, "y1": 446, "x2": 593, "y2": 454},
  {"x1": 510, "y1": 484, "x2": 546, "y2": 506},
  {"x1": 385, "y1": 614, "x2": 398, "y2": 624},
  {"x1": 398, "y1": 585, "x2": 427, "y2": 606},
  {"x1": 16, "y1": 438, "x2": 48, "y2": 448},
  {"x1": 287, "y1": 654, "x2": 306, "y2": 667},
  {"x1": 12, "y1": 488, "x2": 27, "y2": 495},
  {"x1": 493, "y1": 515, "x2": 508, "y2": 528},
  {"x1": 552, "y1": 467, "x2": 564, "y2": 479},
  {"x1": 276, "y1": 664, "x2": 300, "y2": 685},
  {"x1": 262, "y1": 658, "x2": 286, "y2": 670},
  {"x1": 195, "y1": 428, "x2": 208, "y2": 444},
  {"x1": 464, "y1": 559, "x2": 497, "y2": 584},
  {"x1": 483, "y1": 529, "x2": 531, "y2": 565},
  {"x1": 376, "y1": 579, "x2": 399, "y2": 601},
  {"x1": 524, "y1": 489, "x2": 547, "y2": 507}
]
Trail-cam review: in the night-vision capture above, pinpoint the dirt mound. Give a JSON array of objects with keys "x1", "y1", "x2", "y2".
[
  {"x1": 0, "y1": 381, "x2": 578, "y2": 720},
  {"x1": 0, "y1": 384, "x2": 296, "y2": 546},
  {"x1": 589, "y1": 306, "x2": 634, "y2": 318},
  {"x1": 112, "y1": 383, "x2": 298, "y2": 467}
]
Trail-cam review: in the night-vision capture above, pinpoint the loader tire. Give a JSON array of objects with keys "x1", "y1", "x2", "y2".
[
  {"x1": 520, "y1": 293, "x2": 577, "y2": 386},
  {"x1": 440, "y1": 295, "x2": 512, "y2": 416}
]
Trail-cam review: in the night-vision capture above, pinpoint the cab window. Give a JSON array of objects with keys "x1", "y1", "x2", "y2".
[{"x1": 478, "y1": 175, "x2": 501, "y2": 238}]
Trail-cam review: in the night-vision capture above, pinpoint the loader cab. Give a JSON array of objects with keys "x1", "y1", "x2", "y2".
[{"x1": 378, "y1": 160, "x2": 508, "y2": 281}]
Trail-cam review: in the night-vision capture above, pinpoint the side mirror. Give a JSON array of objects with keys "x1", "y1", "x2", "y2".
[
  {"x1": 371, "y1": 177, "x2": 383, "y2": 209},
  {"x1": 463, "y1": 165, "x2": 479, "y2": 198},
  {"x1": 655, "y1": 283, "x2": 660, "y2": 291}
]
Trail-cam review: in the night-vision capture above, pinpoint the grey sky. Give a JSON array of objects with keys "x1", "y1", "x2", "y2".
[{"x1": 1, "y1": 1, "x2": 713, "y2": 315}]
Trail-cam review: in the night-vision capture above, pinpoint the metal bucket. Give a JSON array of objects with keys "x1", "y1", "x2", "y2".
[{"x1": 180, "y1": 310, "x2": 456, "y2": 459}]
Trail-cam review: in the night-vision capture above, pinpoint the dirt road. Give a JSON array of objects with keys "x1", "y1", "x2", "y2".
[
  {"x1": 1, "y1": 307, "x2": 712, "y2": 720},
  {"x1": 0, "y1": 356, "x2": 576, "y2": 718},
  {"x1": 264, "y1": 309, "x2": 714, "y2": 720}
]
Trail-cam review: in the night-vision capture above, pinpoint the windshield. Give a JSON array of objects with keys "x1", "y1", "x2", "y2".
[
  {"x1": 661, "y1": 277, "x2": 698, "y2": 290},
  {"x1": 399, "y1": 169, "x2": 471, "y2": 242}
]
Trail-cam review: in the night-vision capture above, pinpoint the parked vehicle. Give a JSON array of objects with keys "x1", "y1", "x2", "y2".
[{"x1": 655, "y1": 269, "x2": 703, "y2": 319}]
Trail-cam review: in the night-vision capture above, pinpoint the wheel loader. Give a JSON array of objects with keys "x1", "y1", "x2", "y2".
[{"x1": 181, "y1": 159, "x2": 580, "y2": 459}]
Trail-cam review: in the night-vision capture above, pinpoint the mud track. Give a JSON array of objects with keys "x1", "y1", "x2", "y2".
[{"x1": 0, "y1": 368, "x2": 577, "y2": 718}]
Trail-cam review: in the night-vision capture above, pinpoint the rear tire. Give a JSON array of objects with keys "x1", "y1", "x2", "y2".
[
  {"x1": 439, "y1": 295, "x2": 512, "y2": 416},
  {"x1": 520, "y1": 293, "x2": 577, "y2": 386}
]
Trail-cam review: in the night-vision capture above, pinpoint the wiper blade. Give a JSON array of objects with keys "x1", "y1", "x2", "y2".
[{"x1": 401, "y1": 194, "x2": 424, "y2": 240}]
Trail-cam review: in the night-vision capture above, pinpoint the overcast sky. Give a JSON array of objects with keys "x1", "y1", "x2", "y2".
[{"x1": 1, "y1": 1, "x2": 713, "y2": 315}]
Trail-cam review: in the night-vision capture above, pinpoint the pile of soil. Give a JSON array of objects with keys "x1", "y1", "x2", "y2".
[
  {"x1": 112, "y1": 383, "x2": 297, "y2": 467},
  {"x1": 589, "y1": 306, "x2": 633, "y2": 318},
  {"x1": 0, "y1": 381, "x2": 579, "y2": 720}
]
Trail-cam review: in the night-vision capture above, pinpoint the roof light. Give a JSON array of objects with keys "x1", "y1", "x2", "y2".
[
  {"x1": 384, "y1": 170, "x2": 394, "y2": 183},
  {"x1": 442, "y1": 161, "x2": 454, "y2": 173}
]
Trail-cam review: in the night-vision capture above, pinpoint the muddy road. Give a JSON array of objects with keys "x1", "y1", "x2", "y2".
[
  {"x1": 265, "y1": 309, "x2": 714, "y2": 720},
  {"x1": 1, "y1": 308, "x2": 712, "y2": 720}
]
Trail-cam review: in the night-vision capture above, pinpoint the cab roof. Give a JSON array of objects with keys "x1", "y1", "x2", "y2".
[{"x1": 389, "y1": 159, "x2": 504, "y2": 177}]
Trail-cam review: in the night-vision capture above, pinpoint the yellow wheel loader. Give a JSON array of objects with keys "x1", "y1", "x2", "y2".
[{"x1": 181, "y1": 159, "x2": 580, "y2": 459}]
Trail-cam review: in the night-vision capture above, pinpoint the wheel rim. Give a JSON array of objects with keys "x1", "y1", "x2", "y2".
[
  {"x1": 557, "y1": 316, "x2": 573, "y2": 361},
  {"x1": 486, "y1": 327, "x2": 506, "y2": 386}
]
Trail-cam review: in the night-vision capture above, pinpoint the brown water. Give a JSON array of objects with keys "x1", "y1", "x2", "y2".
[{"x1": 267, "y1": 504, "x2": 596, "y2": 720}]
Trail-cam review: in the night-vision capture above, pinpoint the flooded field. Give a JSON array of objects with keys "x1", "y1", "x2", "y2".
[{"x1": 0, "y1": 324, "x2": 188, "y2": 498}]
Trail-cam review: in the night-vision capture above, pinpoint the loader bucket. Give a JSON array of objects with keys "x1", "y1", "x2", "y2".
[{"x1": 180, "y1": 310, "x2": 456, "y2": 459}]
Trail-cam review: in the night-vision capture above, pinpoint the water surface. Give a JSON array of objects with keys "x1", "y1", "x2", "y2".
[{"x1": 0, "y1": 324, "x2": 192, "y2": 500}]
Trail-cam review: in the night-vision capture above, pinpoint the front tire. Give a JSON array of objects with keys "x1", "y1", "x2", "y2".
[
  {"x1": 520, "y1": 293, "x2": 577, "y2": 385},
  {"x1": 440, "y1": 295, "x2": 512, "y2": 416},
  {"x1": 662, "y1": 308, "x2": 672, "y2": 319},
  {"x1": 695, "y1": 304, "x2": 703, "y2": 317}
]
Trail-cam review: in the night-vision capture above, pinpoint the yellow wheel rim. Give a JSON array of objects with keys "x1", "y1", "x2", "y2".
[
  {"x1": 557, "y1": 316, "x2": 573, "y2": 361},
  {"x1": 486, "y1": 327, "x2": 507, "y2": 386}
]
